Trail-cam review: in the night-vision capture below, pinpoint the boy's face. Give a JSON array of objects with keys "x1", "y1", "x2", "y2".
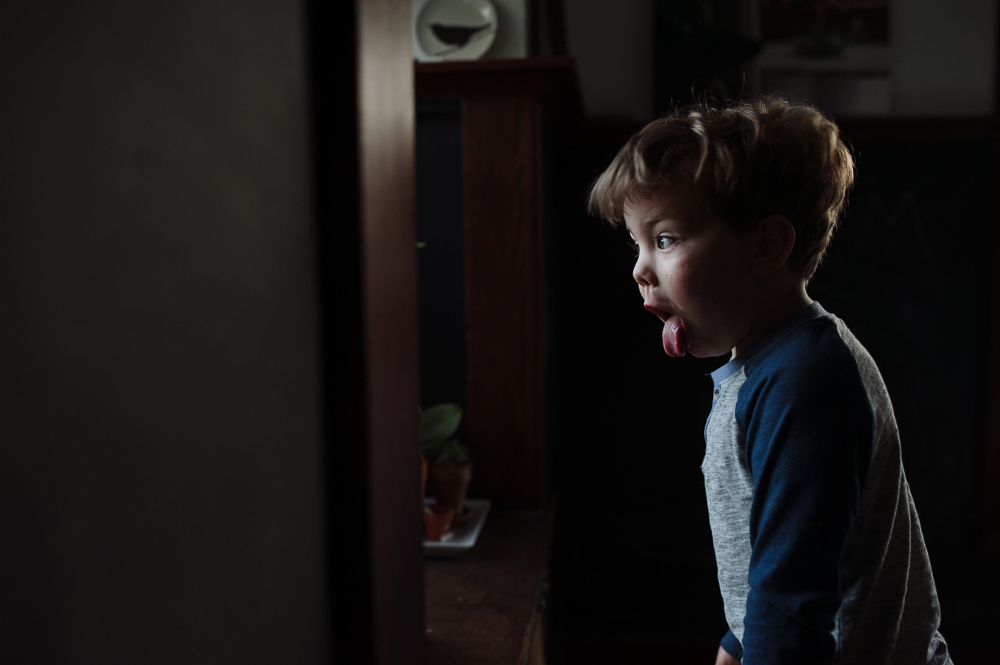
[{"x1": 624, "y1": 187, "x2": 759, "y2": 358}]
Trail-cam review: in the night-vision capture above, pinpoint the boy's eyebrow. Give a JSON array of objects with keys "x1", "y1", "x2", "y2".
[
  {"x1": 625, "y1": 217, "x2": 663, "y2": 238},
  {"x1": 634, "y1": 214, "x2": 670, "y2": 230}
]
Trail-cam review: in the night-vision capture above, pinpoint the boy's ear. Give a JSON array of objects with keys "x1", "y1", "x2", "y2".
[{"x1": 750, "y1": 214, "x2": 796, "y2": 277}]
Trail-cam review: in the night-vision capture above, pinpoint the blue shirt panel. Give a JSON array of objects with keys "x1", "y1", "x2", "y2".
[{"x1": 716, "y1": 305, "x2": 876, "y2": 663}]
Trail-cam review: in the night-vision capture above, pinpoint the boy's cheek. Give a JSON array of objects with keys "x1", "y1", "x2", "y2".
[{"x1": 679, "y1": 273, "x2": 723, "y2": 308}]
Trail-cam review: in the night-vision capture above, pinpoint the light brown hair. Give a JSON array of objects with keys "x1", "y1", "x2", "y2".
[{"x1": 588, "y1": 95, "x2": 855, "y2": 281}]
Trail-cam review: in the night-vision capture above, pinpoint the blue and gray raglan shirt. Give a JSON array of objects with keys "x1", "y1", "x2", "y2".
[{"x1": 704, "y1": 302, "x2": 951, "y2": 665}]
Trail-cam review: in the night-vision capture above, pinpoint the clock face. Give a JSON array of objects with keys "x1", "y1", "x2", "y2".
[{"x1": 415, "y1": 0, "x2": 498, "y2": 62}]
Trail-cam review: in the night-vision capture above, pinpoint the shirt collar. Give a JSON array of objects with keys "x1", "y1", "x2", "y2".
[{"x1": 710, "y1": 301, "x2": 828, "y2": 384}]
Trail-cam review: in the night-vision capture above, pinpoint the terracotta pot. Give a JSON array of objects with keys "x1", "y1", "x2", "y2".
[
  {"x1": 423, "y1": 503, "x2": 454, "y2": 541},
  {"x1": 429, "y1": 460, "x2": 473, "y2": 517}
]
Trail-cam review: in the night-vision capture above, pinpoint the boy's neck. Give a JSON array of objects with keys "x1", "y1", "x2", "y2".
[{"x1": 731, "y1": 281, "x2": 812, "y2": 360}]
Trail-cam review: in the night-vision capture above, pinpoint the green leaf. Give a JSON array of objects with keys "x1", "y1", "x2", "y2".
[{"x1": 419, "y1": 403, "x2": 463, "y2": 446}]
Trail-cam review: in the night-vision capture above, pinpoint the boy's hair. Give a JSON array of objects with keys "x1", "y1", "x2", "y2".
[{"x1": 588, "y1": 95, "x2": 855, "y2": 282}]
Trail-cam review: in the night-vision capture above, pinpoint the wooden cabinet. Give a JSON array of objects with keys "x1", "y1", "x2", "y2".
[
  {"x1": 416, "y1": 57, "x2": 582, "y2": 510},
  {"x1": 416, "y1": 57, "x2": 581, "y2": 665}
]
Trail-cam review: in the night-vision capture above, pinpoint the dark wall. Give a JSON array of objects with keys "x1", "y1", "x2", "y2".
[
  {"x1": 810, "y1": 130, "x2": 999, "y2": 644},
  {"x1": 546, "y1": 128, "x2": 728, "y2": 646},
  {"x1": 416, "y1": 100, "x2": 467, "y2": 411},
  {"x1": 0, "y1": 3, "x2": 329, "y2": 661}
]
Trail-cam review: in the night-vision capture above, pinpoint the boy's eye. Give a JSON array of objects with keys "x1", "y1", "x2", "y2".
[{"x1": 656, "y1": 235, "x2": 675, "y2": 250}]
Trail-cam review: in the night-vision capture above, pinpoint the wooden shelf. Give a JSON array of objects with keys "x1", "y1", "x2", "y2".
[
  {"x1": 416, "y1": 56, "x2": 583, "y2": 126},
  {"x1": 425, "y1": 509, "x2": 551, "y2": 665}
]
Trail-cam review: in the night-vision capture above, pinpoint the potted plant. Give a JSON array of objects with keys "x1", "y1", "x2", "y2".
[{"x1": 420, "y1": 403, "x2": 473, "y2": 524}]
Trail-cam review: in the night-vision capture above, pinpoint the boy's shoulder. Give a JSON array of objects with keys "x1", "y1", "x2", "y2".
[
  {"x1": 732, "y1": 305, "x2": 879, "y2": 478},
  {"x1": 736, "y1": 307, "x2": 877, "y2": 422},
  {"x1": 746, "y1": 310, "x2": 855, "y2": 379}
]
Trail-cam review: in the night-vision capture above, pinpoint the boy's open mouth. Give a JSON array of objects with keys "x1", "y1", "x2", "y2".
[{"x1": 644, "y1": 304, "x2": 690, "y2": 357}]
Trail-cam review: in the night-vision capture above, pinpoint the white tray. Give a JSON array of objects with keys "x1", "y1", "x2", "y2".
[{"x1": 423, "y1": 498, "x2": 491, "y2": 557}]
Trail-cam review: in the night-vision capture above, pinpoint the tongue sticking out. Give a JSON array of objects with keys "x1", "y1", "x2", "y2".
[{"x1": 661, "y1": 314, "x2": 690, "y2": 357}]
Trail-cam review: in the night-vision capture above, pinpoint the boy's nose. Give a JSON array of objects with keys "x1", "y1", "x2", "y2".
[{"x1": 633, "y1": 254, "x2": 654, "y2": 286}]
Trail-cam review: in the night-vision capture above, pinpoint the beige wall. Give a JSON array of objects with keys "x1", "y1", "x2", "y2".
[
  {"x1": 564, "y1": 0, "x2": 655, "y2": 123},
  {"x1": 0, "y1": 2, "x2": 329, "y2": 661},
  {"x1": 563, "y1": 0, "x2": 996, "y2": 120},
  {"x1": 892, "y1": 0, "x2": 997, "y2": 115}
]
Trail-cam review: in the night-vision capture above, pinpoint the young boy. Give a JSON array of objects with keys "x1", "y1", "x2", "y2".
[{"x1": 588, "y1": 96, "x2": 952, "y2": 664}]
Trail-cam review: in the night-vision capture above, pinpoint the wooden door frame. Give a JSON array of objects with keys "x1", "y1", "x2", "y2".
[{"x1": 309, "y1": 0, "x2": 426, "y2": 661}]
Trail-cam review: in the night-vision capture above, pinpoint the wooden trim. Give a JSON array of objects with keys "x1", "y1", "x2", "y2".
[
  {"x1": 358, "y1": 0, "x2": 426, "y2": 659},
  {"x1": 358, "y1": 0, "x2": 425, "y2": 659},
  {"x1": 311, "y1": 0, "x2": 425, "y2": 661},
  {"x1": 415, "y1": 56, "x2": 583, "y2": 132},
  {"x1": 463, "y1": 97, "x2": 546, "y2": 508},
  {"x1": 417, "y1": 55, "x2": 576, "y2": 76}
]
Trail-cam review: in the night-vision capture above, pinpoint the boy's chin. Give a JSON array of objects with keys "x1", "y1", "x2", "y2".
[{"x1": 683, "y1": 343, "x2": 733, "y2": 359}]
